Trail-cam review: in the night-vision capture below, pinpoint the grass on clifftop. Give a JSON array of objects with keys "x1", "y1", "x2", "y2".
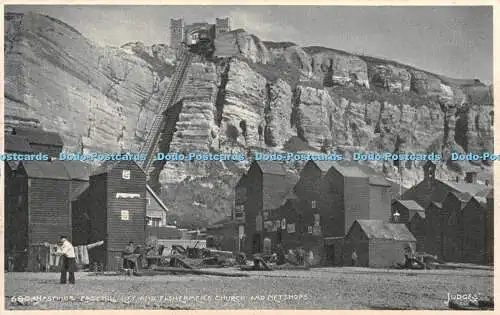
[
  {"x1": 246, "y1": 58, "x2": 302, "y2": 87},
  {"x1": 245, "y1": 57, "x2": 440, "y2": 108},
  {"x1": 263, "y1": 41, "x2": 297, "y2": 50}
]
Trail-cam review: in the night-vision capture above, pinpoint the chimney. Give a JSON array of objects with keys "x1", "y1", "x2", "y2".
[{"x1": 465, "y1": 171, "x2": 478, "y2": 184}]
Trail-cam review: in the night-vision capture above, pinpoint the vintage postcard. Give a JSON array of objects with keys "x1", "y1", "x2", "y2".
[{"x1": 2, "y1": 1, "x2": 495, "y2": 311}]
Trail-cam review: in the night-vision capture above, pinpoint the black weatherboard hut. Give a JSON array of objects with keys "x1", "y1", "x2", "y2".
[
  {"x1": 5, "y1": 160, "x2": 74, "y2": 271},
  {"x1": 11, "y1": 127, "x2": 63, "y2": 157},
  {"x1": 73, "y1": 160, "x2": 147, "y2": 271}
]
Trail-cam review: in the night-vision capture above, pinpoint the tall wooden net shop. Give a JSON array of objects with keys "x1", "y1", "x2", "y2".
[{"x1": 4, "y1": 128, "x2": 176, "y2": 272}]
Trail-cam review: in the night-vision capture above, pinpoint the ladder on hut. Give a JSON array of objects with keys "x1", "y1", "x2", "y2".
[{"x1": 139, "y1": 45, "x2": 193, "y2": 177}]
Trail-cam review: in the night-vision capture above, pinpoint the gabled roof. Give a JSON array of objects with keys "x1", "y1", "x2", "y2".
[
  {"x1": 448, "y1": 190, "x2": 473, "y2": 202},
  {"x1": 431, "y1": 201, "x2": 443, "y2": 209},
  {"x1": 6, "y1": 161, "x2": 20, "y2": 171},
  {"x1": 330, "y1": 161, "x2": 368, "y2": 178},
  {"x1": 254, "y1": 160, "x2": 288, "y2": 176},
  {"x1": 356, "y1": 164, "x2": 390, "y2": 187},
  {"x1": 351, "y1": 220, "x2": 416, "y2": 242},
  {"x1": 12, "y1": 127, "x2": 63, "y2": 146},
  {"x1": 311, "y1": 160, "x2": 337, "y2": 173},
  {"x1": 56, "y1": 160, "x2": 91, "y2": 180},
  {"x1": 401, "y1": 178, "x2": 491, "y2": 209},
  {"x1": 475, "y1": 187, "x2": 493, "y2": 199},
  {"x1": 443, "y1": 190, "x2": 475, "y2": 211},
  {"x1": 146, "y1": 184, "x2": 169, "y2": 214},
  {"x1": 4, "y1": 134, "x2": 34, "y2": 153},
  {"x1": 92, "y1": 160, "x2": 121, "y2": 175},
  {"x1": 325, "y1": 160, "x2": 390, "y2": 186},
  {"x1": 20, "y1": 160, "x2": 71, "y2": 180},
  {"x1": 463, "y1": 195, "x2": 488, "y2": 210},
  {"x1": 92, "y1": 160, "x2": 145, "y2": 176},
  {"x1": 393, "y1": 199, "x2": 425, "y2": 211},
  {"x1": 411, "y1": 211, "x2": 426, "y2": 220},
  {"x1": 444, "y1": 180, "x2": 491, "y2": 197}
]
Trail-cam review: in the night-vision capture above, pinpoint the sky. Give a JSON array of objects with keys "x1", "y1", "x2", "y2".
[{"x1": 6, "y1": 5, "x2": 493, "y2": 83}]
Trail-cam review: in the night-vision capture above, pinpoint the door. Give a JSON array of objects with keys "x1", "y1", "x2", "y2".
[
  {"x1": 252, "y1": 233, "x2": 261, "y2": 253},
  {"x1": 326, "y1": 244, "x2": 336, "y2": 266}
]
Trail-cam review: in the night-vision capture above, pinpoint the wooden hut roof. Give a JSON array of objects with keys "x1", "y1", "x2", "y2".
[
  {"x1": 402, "y1": 179, "x2": 491, "y2": 209},
  {"x1": 330, "y1": 161, "x2": 368, "y2": 178},
  {"x1": 444, "y1": 180, "x2": 490, "y2": 197},
  {"x1": 56, "y1": 160, "x2": 91, "y2": 180},
  {"x1": 6, "y1": 160, "x2": 20, "y2": 171},
  {"x1": 463, "y1": 195, "x2": 488, "y2": 210},
  {"x1": 320, "y1": 160, "x2": 390, "y2": 186},
  {"x1": 312, "y1": 160, "x2": 337, "y2": 173},
  {"x1": 12, "y1": 127, "x2": 63, "y2": 146},
  {"x1": 351, "y1": 219, "x2": 416, "y2": 242},
  {"x1": 431, "y1": 201, "x2": 443, "y2": 209},
  {"x1": 4, "y1": 134, "x2": 34, "y2": 153},
  {"x1": 411, "y1": 211, "x2": 426, "y2": 220},
  {"x1": 20, "y1": 160, "x2": 71, "y2": 180},
  {"x1": 92, "y1": 160, "x2": 121, "y2": 175},
  {"x1": 146, "y1": 184, "x2": 169, "y2": 214},
  {"x1": 254, "y1": 160, "x2": 289, "y2": 176},
  {"x1": 356, "y1": 164, "x2": 390, "y2": 187},
  {"x1": 393, "y1": 199, "x2": 425, "y2": 211},
  {"x1": 92, "y1": 160, "x2": 145, "y2": 176}
]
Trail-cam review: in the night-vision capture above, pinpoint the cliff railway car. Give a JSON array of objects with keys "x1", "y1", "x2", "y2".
[{"x1": 187, "y1": 29, "x2": 215, "y2": 58}]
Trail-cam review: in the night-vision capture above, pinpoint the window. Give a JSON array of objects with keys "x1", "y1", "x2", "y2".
[
  {"x1": 122, "y1": 170, "x2": 131, "y2": 180},
  {"x1": 121, "y1": 210, "x2": 130, "y2": 221},
  {"x1": 147, "y1": 198, "x2": 151, "y2": 205},
  {"x1": 152, "y1": 218, "x2": 161, "y2": 227},
  {"x1": 311, "y1": 200, "x2": 317, "y2": 209}
]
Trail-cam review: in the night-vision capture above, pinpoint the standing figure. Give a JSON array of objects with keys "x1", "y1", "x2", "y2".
[
  {"x1": 122, "y1": 241, "x2": 137, "y2": 275},
  {"x1": 351, "y1": 249, "x2": 358, "y2": 267},
  {"x1": 55, "y1": 236, "x2": 76, "y2": 284}
]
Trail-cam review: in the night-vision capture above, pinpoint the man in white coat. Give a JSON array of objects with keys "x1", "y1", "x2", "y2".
[{"x1": 55, "y1": 236, "x2": 77, "y2": 284}]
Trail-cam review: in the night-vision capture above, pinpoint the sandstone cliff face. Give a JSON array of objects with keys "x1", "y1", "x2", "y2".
[
  {"x1": 4, "y1": 12, "x2": 171, "y2": 159},
  {"x1": 214, "y1": 29, "x2": 270, "y2": 64},
  {"x1": 306, "y1": 48, "x2": 370, "y2": 88},
  {"x1": 368, "y1": 64, "x2": 411, "y2": 92},
  {"x1": 4, "y1": 12, "x2": 493, "y2": 227}
]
